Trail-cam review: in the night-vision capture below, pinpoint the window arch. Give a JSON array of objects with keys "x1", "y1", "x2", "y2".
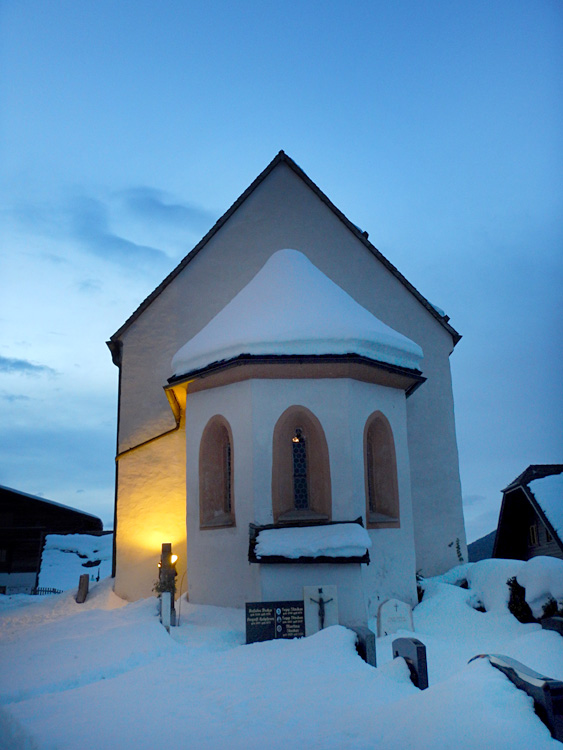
[
  {"x1": 199, "y1": 415, "x2": 235, "y2": 528},
  {"x1": 272, "y1": 405, "x2": 331, "y2": 523},
  {"x1": 364, "y1": 411, "x2": 400, "y2": 528}
]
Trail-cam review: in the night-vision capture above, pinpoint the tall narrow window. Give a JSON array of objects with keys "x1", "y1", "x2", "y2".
[
  {"x1": 272, "y1": 406, "x2": 331, "y2": 523},
  {"x1": 364, "y1": 412, "x2": 400, "y2": 529},
  {"x1": 292, "y1": 428, "x2": 309, "y2": 510},
  {"x1": 199, "y1": 415, "x2": 235, "y2": 528}
]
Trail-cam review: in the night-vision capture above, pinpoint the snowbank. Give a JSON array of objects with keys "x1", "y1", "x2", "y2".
[
  {"x1": 171, "y1": 249, "x2": 424, "y2": 377},
  {"x1": 1, "y1": 560, "x2": 563, "y2": 749},
  {"x1": 38, "y1": 533, "x2": 113, "y2": 591},
  {"x1": 254, "y1": 523, "x2": 372, "y2": 559},
  {"x1": 516, "y1": 556, "x2": 563, "y2": 617}
]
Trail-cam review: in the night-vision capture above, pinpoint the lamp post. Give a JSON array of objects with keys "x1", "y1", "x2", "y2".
[{"x1": 158, "y1": 542, "x2": 177, "y2": 629}]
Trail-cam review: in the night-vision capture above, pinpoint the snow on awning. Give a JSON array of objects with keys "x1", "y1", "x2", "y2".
[
  {"x1": 249, "y1": 521, "x2": 371, "y2": 564},
  {"x1": 171, "y1": 249, "x2": 423, "y2": 379}
]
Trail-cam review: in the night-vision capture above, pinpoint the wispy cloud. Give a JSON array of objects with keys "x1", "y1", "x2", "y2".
[
  {"x1": 5, "y1": 185, "x2": 217, "y2": 273},
  {"x1": 117, "y1": 187, "x2": 215, "y2": 232},
  {"x1": 76, "y1": 278, "x2": 102, "y2": 293},
  {"x1": 69, "y1": 196, "x2": 169, "y2": 269},
  {"x1": 0, "y1": 356, "x2": 57, "y2": 376},
  {"x1": 0, "y1": 393, "x2": 32, "y2": 402}
]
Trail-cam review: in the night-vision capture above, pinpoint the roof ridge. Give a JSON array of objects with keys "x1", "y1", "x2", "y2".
[
  {"x1": 108, "y1": 151, "x2": 461, "y2": 349},
  {"x1": 503, "y1": 463, "x2": 563, "y2": 491}
]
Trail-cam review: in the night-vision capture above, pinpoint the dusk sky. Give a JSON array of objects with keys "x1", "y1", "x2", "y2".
[{"x1": 1, "y1": 1, "x2": 561, "y2": 541}]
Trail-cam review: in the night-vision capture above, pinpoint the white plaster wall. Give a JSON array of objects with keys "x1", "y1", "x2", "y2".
[
  {"x1": 250, "y1": 378, "x2": 417, "y2": 614},
  {"x1": 184, "y1": 380, "x2": 261, "y2": 607},
  {"x1": 114, "y1": 425, "x2": 187, "y2": 602},
  {"x1": 183, "y1": 376, "x2": 417, "y2": 612},
  {"x1": 113, "y1": 160, "x2": 466, "y2": 600},
  {"x1": 260, "y1": 564, "x2": 367, "y2": 628}
]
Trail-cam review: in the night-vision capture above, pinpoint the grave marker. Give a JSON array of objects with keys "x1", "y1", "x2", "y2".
[
  {"x1": 393, "y1": 637, "x2": 428, "y2": 689},
  {"x1": 246, "y1": 601, "x2": 305, "y2": 644},
  {"x1": 75, "y1": 573, "x2": 89, "y2": 604},
  {"x1": 470, "y1": 654, "x2": 563, "y2": 742},
  {"x1": 303, "y1": 585, "x2": 338, "y2": 636},
  {"x1": 377, "y1": 598, "x2": 413, "y2": 637}
]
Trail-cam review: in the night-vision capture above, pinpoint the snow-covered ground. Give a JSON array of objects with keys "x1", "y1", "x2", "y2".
[
  {"x1": 1, "y1": 558, "x2": 562, "y2": 749},
  {"x1": 38, "y1": 533, "x2": 113, "y2": 591}
]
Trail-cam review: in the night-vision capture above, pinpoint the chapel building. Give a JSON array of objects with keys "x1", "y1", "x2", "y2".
[{"x1": 108, "y1": 151, "x2": 467, "y2": 615}]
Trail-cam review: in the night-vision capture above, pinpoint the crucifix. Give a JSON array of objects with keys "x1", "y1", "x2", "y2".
[{"x1": 309, "y1": 587, "x2": 334, "y2": 630}]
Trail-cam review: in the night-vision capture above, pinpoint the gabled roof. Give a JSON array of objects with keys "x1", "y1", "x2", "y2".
[
  {"x1": 503, "y1": 464, "x2": 563, "y2": 492},
  {"x1": 494, "y1": 464, "x2": 563, "y2": 558},
  {"x1": 0, "y1": 484, "x2": 103, "y2": 522},
  {"x1": 109, "y1": 151, "x2": 461, "y2": 348}
]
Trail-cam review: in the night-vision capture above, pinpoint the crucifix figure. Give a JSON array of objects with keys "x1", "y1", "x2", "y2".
[{"x1": 309, "y1": 587, "x2": 334, "y2": 630}]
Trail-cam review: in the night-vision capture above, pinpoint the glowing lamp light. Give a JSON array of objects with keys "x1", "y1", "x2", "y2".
[{"x1": 171, "y1": 554, "x2": 178, "y2": 565}]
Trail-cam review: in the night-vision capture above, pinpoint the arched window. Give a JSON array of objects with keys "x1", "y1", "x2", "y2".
[
  {"x1": 272, "y1": 406, "x2": 331, "y2": 523},
  {"x1": 199, "y1": 415, "x2": 235, "y2": 528},
  {"x1": 364, "y1": 412, "x2": 400, "y2": 528}
]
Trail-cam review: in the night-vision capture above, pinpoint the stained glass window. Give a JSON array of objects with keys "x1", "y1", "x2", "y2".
[{"x1": 292, "y1": 428, "x2": 309, "y2": 510}]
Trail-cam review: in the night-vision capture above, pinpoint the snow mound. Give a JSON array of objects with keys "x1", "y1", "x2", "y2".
[
  {"x1": 171, "y1": 249, "x2": 424, "y2": 377},
  {"x1": 517, "y1": 556, "x2": 563, "y2": 617},
  {"x1": 467, "y1": 558, "x2": 525, "y2": 612},
  {"x1": 38, "y1": 533, "x2": 113, "y2": 591},
  {"x1": 254, "y1": 523, "x2": 372, "y2": 559}
]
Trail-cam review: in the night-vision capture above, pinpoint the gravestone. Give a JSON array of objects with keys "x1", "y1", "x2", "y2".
[
  {"x1": 393, "y1": 637, "x2": 428, "y2": 689},
  {"x1": 75, "y1": 573, "x2": 89, "y2": 604},
  {"x1": 469, "y1": 654, "x2": 563, "y2": 742},
  {"x1": 350, "y1": 625, "x2": 377, "y2": 667},
  {"x1": 246, "y1": 601, "x2": 305, "y2": 644},
  {"x1": 377, "y1": 598, "x2": 414, "y2": 637},
  {"x1": 303, "y1": 585, "x2": 338, "y2": 636}
]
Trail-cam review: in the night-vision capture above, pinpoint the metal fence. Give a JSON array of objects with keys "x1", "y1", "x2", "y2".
[{"x1": 32, "y1": 587, "x2": 63, "y2": 596}]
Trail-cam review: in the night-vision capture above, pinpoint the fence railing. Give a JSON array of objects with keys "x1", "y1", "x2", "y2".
[{"x1": 32, "y1": 587, "x2": 63, "y2": 596}]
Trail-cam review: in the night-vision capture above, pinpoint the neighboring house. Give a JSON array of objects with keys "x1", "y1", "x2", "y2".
[
  {"x1": 108, "y1": 151, "x2": 467, "y2": 614},
  {"x1": 493, "y1": 465, "x2": 563, "y2": 561},
  {"x1": 0, "y1": 485, "x2": 103, "y2": 594}
]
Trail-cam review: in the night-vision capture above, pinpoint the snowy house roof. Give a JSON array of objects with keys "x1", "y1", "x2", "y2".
[
  {"x1": 503, "y1": 464, "x2": 563, "y2": 537},
  {"x1": 171, "y1": 249, "x2": 424, "y2": 379},
  {"x1": 494, "y1": 464, "x2": 563, "y2": 559},
  {"x1": 108, "y1": 151, "x2": 460, "y2": 360}
]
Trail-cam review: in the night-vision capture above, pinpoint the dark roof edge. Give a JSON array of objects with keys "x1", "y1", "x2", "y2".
[
  {"x1": 502, "y1": 464, "x2": 563, "y2": 492},
  {"x1": 109, "y1": 150, "x2": 461, "y2": 345},
  {"x1": 497, "y1": 484, "x2": 563, "y2": 556},
  {"x1": 166, "y1": 352, "x2": 426, "y2": 395},
  {"x1": 0, "y1": 484, "x2": 102, "y2": 522}
]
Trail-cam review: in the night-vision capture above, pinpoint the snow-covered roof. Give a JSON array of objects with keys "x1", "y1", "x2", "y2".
[
  {"x1": 109, "y1": 151, "x2": 460, "y2": 350},
  {"x1": 529, "y1": 473, "x2": 563, "y2": 537},
  {"x1": 0, "y1": 484, "x2": 102, "y2": 522},
  {"x1": 253, "y1": 523, "x2": 372, "y2": 560},
  {"x1": 171, "y1": 249, "x2": 423, "y2": 378}
]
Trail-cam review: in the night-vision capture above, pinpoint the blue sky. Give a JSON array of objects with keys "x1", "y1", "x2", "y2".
[{"x1": 1, "y1": 1, "x2": 561, "y2": 540}]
